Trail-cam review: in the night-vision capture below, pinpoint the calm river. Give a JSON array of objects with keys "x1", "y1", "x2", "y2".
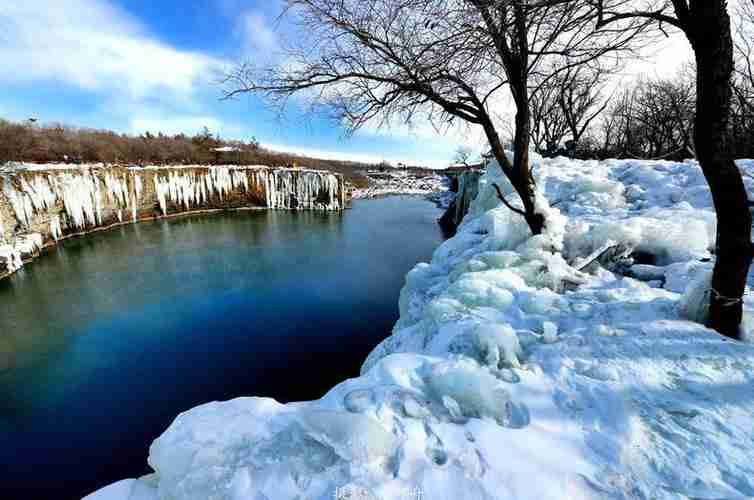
[{"x1": 0, "y1": 196, "x2": 445, "y2": 499}]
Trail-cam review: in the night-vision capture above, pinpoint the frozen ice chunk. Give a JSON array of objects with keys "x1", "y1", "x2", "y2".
[
  {"x1": 146, "y1": 398, "x2": 398, "y2": 500},
  {"x1": 477, "y1": 250, "x2": 521, "y2": 269},
  {"x1": 442, "y1": 395, "x2": 464, "y2": 419},
  {"x1": 343, "y1": 389, "x2": 374, "y2": 413},
  {"x1": 678, "y1": 269, "x2": 712, "y2": 324},
  {"x1": 402, "y1": 394, "x2": 431, "y2": 419},
  {"x1": 448, "y1": 275, "x2": 515, "y2": 311},
  {"x1": 474, "y1": 323, "x2": 522, "y2": 368},
  {"x1": 664, "y1": 261, "x2": 711, "y2": 293},
  {"x1": 427, "y1": 359, "x2": 522, "y2": 426},
  {"x1": 425, "y1": 297, "x2": 467, "y2": 325},
  {"x1": 299, "y1": 410, "x2": 399, "y2": 463},
  {"x1": 82, "y1": 479, "x2": 157, "y2": 500},
  {"x1": 542, "y1": 321, "x2": 559, "y2": 344}
]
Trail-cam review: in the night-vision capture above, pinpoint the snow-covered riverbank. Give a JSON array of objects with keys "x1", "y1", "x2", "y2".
[
  {"x1": 352, "y1": 169, "x2": 450, "y2": 201},
  {"x1": 90, "y1": 156, "x2": 754, "y2": 500}
]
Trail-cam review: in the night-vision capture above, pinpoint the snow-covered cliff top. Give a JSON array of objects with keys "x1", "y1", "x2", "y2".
[
  {"x1": 89, "y1": 156, "x2": 754, "y2": 500},
  {"x1": 0, "y1": 162, "x2": 339, "y2": 176}
]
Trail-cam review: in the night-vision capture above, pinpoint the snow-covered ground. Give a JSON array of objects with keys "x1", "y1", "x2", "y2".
[
  {"x1": 352, "y1": 169, "x2": 450, "y2": 201},
  {"x1": 88, "y1": 156, "x2": 754, "y2": 500}
]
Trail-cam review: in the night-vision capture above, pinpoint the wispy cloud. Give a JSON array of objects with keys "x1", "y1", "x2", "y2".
[
  {"x1": 0, "y1": 0, "x2": 461, "y2": 166},
  {"x1": 0, "y1": 0, "x2": 224, "y2": 98},
  {"x1": 235, "y1": 11, "x2": 280, "y2": 61}
]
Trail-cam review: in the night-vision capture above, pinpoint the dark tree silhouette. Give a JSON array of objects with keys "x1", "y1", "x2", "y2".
[
  {"x1": 597, "y1": 0, "x2": 754, "y2": 339},
  {"x1": 224, "y1": 0, "x2": 645, "y2": 235}
]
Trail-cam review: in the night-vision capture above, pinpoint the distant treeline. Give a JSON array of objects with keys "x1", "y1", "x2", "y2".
[{"x1": 0, "y1": 120, "x2": 434, "y2": 187}]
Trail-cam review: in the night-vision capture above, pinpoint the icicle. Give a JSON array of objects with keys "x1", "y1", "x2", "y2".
[
  {"x1": 56, "y1": 171, "x2": 103, "y2": 230},
  {"x1": 50, "y1": 214, "x2": 62, "y2": 241},
  {"x1": 3, "y1": 178, "x2": 35, "y2": 227},
  {"x1": 0, "y1": 244, "x2": 23, "y2": 273},
  {"x1": 133, "y1": 173, "x2": 143, "y2": 201},
  {"x1": 154, "y1": 176, "x2": 168, "y2": 215},
  {"x1": 1, "y1": 233, "x2": 43, "y2": 274},
  {"x1": 104, "y1": 172, "x2": 129, "y2": 207},
  {"x1": 2, "y1": 166, "x2": 343, "y2": 252},
  {"x1": 94, "y1": 174, "x2": 103, "y2": 225}
]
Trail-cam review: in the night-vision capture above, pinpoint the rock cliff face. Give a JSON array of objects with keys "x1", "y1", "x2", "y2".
[{"x1": 0, "y1": 164, "x2": 347, "y2": 278}]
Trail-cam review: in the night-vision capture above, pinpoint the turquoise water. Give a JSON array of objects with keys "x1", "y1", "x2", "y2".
[{"x1": 0, "y1": 196, "x2": 445, "y2": 499}]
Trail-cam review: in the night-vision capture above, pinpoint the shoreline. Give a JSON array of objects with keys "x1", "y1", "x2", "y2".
[{"x1": 0, "y1": 204, "x2": 354, "y2": 281}]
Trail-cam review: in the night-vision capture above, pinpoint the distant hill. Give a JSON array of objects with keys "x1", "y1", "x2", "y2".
[{"x1": 0, "y1": 118, "x2": 436, "y2": 188}]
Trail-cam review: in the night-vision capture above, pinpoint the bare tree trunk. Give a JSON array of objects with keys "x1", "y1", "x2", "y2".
[
  {"x1": 481, "y1": 95, "x2": 545, "y2": 236},
  {"x1": 688, "y1": 2, "x2": 753, "y2": 339},
  {"x1": 512, "y1": 93, "x2": 545, "y2": 234}
]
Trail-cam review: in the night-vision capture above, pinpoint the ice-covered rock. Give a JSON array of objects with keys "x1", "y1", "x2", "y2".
[
  {"x1": 0, "y1": 164, "x2": 346, "y2": 277},
  {"x1": 0, "y1": 233, "x2": 42, "y2": 275}
]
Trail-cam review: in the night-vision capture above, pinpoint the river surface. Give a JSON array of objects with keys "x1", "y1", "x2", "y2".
[{"x1": 0, "y1": 196, "x2": 445, "y2": 499}]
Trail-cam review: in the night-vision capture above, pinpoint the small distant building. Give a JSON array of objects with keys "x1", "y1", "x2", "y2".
[{"x1": 212, "y1": 146, "x2": 243, "y2": 164}]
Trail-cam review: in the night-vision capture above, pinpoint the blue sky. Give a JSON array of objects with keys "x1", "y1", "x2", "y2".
[
  {"x1": 0, "y1": 0, "x2": 471, "y2": 167},
  {"x1": 0, "y1": 1, "x2": 693, "y2": 167}
]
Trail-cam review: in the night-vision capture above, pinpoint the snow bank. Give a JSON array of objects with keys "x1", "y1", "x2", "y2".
[
  {"x1": 89, "y1": 157, "x2": 754, "y2": 500},
  {"x1": 352, "y1": 169, "x2": 450, "y2": 200}
]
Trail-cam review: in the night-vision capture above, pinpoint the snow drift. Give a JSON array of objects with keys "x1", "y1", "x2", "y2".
[{"x1": 88, "y1": 156, "x2": 754, "y2": 500}]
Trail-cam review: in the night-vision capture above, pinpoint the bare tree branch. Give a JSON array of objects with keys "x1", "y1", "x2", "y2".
[{"x1": 492, "y1": 182, "x2": 527, "y2": 217}]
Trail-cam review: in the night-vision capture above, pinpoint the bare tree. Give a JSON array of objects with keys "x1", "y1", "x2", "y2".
[
  {"x1": 731, "y1": 0, "x2": 754, "y2": 158},
  {"x1": 529, "y1": 76, "x2": 570, "y2": 154},
  {"x1": 453, "y1": 146, "x2": 476, "y2": 167},
  {"x1": 530, "y1": 63, "x2": 610, "y2": 156},
  {"x1": 560, "y1": 65, "x2": 611, "y2": 148},
  {"x1": 597, "y1": 87, "x2": 635, "y2": 158},
  {"x1": 734, "y1": 0, "x2": 754, "y2": 102},
  {"x1": 597, "y1": 0, "x2": 754, "y2": 339},
  {"x1": 598, "y1": 73, "x2": 695, "y2": 159},
  {"x1": 223, "y1": 0, "x2": 646, "y2": 235}
]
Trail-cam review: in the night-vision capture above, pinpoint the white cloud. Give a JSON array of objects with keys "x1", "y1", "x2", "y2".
[
  {"x1": 0, "y1": 0, "x2": 224, "y2": 98},
  {"x1": 235, "y1": 11, "x2": 279, "y2": 60}
]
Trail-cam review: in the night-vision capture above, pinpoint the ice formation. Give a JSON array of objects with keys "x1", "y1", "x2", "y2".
[
  {"x1": 148, "y1": 166, "x2": 343, "y2": 214},
  {"x1": 440, "y1": 170, "x2": 483, "y2": 229},
  {"x1": 87, "y1": 155, "x2": 754, "y2": 500},
  {"x1": 3, "y1": 165, "x2": 342, "y2": 231},
  {"x1": 0, "y1": 233, "x2": 42, "y2": 275},
  {"x1": 0, "y1": 164, "x2": 344, "y2": 276}
]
